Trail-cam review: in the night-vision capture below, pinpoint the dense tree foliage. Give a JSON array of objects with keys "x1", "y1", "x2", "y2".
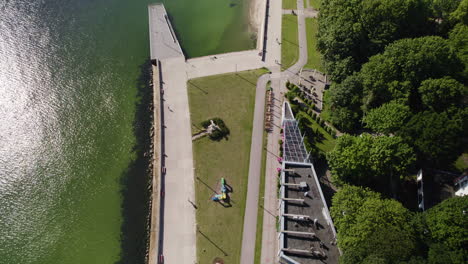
[
  {"x1": 363, "y1": 100, "x2": 411, "y2": 134},
  {"x1": 450, "y1": 0, "x2": 468, "y2": 25},
  {"x1": 331, "y1": 186, "x2": 417, "y2": 263},
  {"x1": 418, "y1": 77, "x2": 466, "y2": 112},
  {"x1": 359, "y1": 36, "x2": 463, "y2": 111},
  {"x1": 327, "y1": 134, "x2": 415, "y2": 189},
  {"x1": 425, "y1": 196, "x2": 468, "y2": 250},
  {"x1": 449, "y1": 23, "x2": 468, "y2": 77},
  {"x1": 319, "y1": 0, "x2": 468, "y2": 262},
  {"x1": 431, "y1": 0, "x2": 463, "y2": 35},
  {"x1": 318, "y1": 0, "x2": 433, "y2": 81},
  {"x1": 331, "y1": 187, "x2": 468, "y2": 264},
  {"x1": 399, "y1": 110, "x2": 465, "y2": 165}
]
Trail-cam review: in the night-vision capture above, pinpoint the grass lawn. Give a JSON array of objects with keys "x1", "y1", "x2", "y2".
[
  {"x1": 188, "y1": 69, "x2": 266, "y2": 264},
  {"x1": 254, "y1": 131, "x2": 267, "y2": 264},
  {"x1": 320, "y1": 90, "x2": 331, "y2": 122},
  {"x1": 283, "y1": 0, "x2": 297, "y2": 10},
  {"x1": 282, "y1": 15, "x2": 299, "y2": 69},
  {"x1": 309, "y1": 0, "x2": 321, "y2": 9},
  {"x1": 304, "y1": 18, "x2": 325, "y2": 72},
  {"x1": 299, "y1": 110, "x2": 336, "y2": 153}
]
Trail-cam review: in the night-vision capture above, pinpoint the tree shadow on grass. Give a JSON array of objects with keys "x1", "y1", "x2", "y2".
[{"x1": 116, "y1": 58, "x2": 153, "y2": 264}]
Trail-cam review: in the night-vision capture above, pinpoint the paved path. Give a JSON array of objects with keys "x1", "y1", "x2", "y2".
[
  {"x1": 160, "y1": 57, "x2": 197, "y2": 264},
  {"x1": 186, "y1": 50, "x2": 265, "y2": 79},
  {"x1": 260, "y1": 0, "x2": 309, "y2": 263},
  {"x1": 239, "y1": 73, "x2": 270, "y2": 264},
  {"x1": 282, "y1": 9, "x2": 318, "y2": 17}
]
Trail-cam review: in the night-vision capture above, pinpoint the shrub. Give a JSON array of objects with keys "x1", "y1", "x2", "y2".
[
  {"x1": 285, "y1": 91, "x2": 295, "y2": 102},
  {"x1": 205, "y1": 118, "x2": 230, "y2": 141},
  {"x1": 290, "y1": 104, "x2": 300, "y2": 115},
  {"x1": 278, "y1": 139, "x2": 283, "y2": 146},
  {"x1": 201, "y1": 120, "x2": 211, "y2": 128},
  {"x1": 279, "y1": 149, "x2": 283, "y2": 157},
  {"x1": 311, "y1": 104, "x2": 315, "y2": 110},
  {"x1": 312, "y1": 112, "x2": 317, "y2": 119}
]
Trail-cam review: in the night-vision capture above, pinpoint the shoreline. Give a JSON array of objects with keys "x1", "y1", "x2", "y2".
[{"x1": 249, "y1": 0, "x2": 265, "y2": 48}]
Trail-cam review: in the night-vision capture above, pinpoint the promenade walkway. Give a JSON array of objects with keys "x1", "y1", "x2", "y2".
[
  {"x1": 148, "y1": 0, "x2": 306, "y2": 261},
  {"x1": 148, "y1": 4, "x2": 195, "y2": 264},
  {"x1": 260, "y1": 0, "x2": 310, "y2": 263}
]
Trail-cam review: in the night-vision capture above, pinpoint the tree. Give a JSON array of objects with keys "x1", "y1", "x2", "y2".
[
  {"x1": 327, "y1": 74, "x2": 363, "y2": 131},
  {"x1": 450, "y1": 0, "x2": 468, "y2": 25},
  {"x1": 399, "y1": 111, "x2": 465, "y2": 165},
  {"x1": 430, "y1": 0, "x2": 463, "y2": 35},
  {"x1": 449, "y1": 23, "x2": 468, "y2": 78},
  {"x1": 359, "y1": 36, "x2": 464, "y2": 110},
  {"x1": 418, "y1": 77, "x2": 466, "y2": 112},
  {"x1": 318, "y1": 0, "x2": 433, "y2": 82},
  {"x1": 425, "y1": 196, "x2": 468, "y2": 250},
  {"x1": 330, "y1": 185, "x2": 381, "y2": 236},
  {"x1": 331, "y1": 185, "x2": 417, "y2": 263},
  {"x1": 363, "y1": 100, "x2": 412, "y2": 134},
  {"x1": 327, "y1": 134, "x2": 415, "y2": 190}
]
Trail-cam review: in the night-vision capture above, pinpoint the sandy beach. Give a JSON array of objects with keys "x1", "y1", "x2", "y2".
[{"x1": 249, "y1": 0, "x2": 266, "y2": 48}]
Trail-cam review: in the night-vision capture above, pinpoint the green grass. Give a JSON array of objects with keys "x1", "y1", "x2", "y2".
[
  {"x1": 304, "y1": 18, "x2": 325, "y2": 71},
  {"x1": 254, "y1": 130, "x2": 268, "y2": 264},
  {"x1": 188, "y1": 69, "x2": 266, "y2": 264},
  {"x1": 283, "y1": 0, "x2": 297, "y2": 10},
  {"x1": 454, "y1": 153, "x2": 468, "y2": 172},
  {"x1": 300, "y1": 110, "x2": 336, "y2": 152},
  {"x1": 309, "y1": 0, "x2": 321, "y2": 9},
  {"x1": 320, "y1": 90, "x2": 331, "y2": 122},
  {"x1": 282, "y1": 15, "x2": 299, "y2": 69}
]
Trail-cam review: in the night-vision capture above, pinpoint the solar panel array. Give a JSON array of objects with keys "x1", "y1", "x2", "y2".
[{"x1": 283, "y1": 120, "x2": 309, "y2": 163}]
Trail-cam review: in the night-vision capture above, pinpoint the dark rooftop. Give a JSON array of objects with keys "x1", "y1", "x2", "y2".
[{"x1": 282, "y1": 164, "x2": 339, "y2": 264}]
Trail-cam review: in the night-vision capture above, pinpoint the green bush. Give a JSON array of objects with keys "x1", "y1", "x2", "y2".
[
  {"x1": 201, "y1": 120, "x2": 211, "y2": 128},
  {"x1": 312, "y1": 112, "x2": 317, "y2": 119},
  {"x1": 285, "y1": 91, "x2": 295, "y2": 102},
  {"x1": 279, "y1": 149, "x2": 283, "y2": 157},
  {"x1": 290, "y1": 104, "x2": 300, "y2": 115},
  {"x1": 278, "y1": 139, "x2": 283, "y2": 146},
  {"x1": 311, "y1": 104, "x2": 315, "y2": 110},
  {"x1": 203, "y1": 117, "x2": 230, "y2": 141}
]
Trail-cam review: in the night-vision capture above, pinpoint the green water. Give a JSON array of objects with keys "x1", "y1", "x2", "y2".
[
  {"x1": 0, "y1": 0, "x2": 253, "y2": 263},
  {"x1": 162, "y1": 0, "x2": 255, "y2": 57}
]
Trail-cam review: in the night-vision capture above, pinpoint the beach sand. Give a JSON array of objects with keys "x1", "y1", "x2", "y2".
[{"x1": 249, "y1": 0, "x2": 265, "y2": 48}]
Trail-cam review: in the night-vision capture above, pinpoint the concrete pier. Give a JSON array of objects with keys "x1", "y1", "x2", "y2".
[{"x1": 147, "y1": 4, "x2": 195, "y2": 264}]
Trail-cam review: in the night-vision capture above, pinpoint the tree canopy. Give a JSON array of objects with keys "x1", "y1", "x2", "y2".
[
  {"x1": 331, "y1": 185, "x2": 417, "y2": 263},
  {"x1": 418, "y1": 77, "x2": 466, "y2": 112},
  {"x1": 318, "y1": 0, "x2": 433, "y2": 82},
  {"x1": 425, "y1": 196, "x2": 468, "y2": 250},
  {"x1": 363, "y1": 100, "x2": 412, "y2": 134},
  {"x1": 399, "y1": 110, "x2": 465, "y2": 165},
  {"x1": 327, "y1": 134, "x2": 415, "y2": 189}
]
